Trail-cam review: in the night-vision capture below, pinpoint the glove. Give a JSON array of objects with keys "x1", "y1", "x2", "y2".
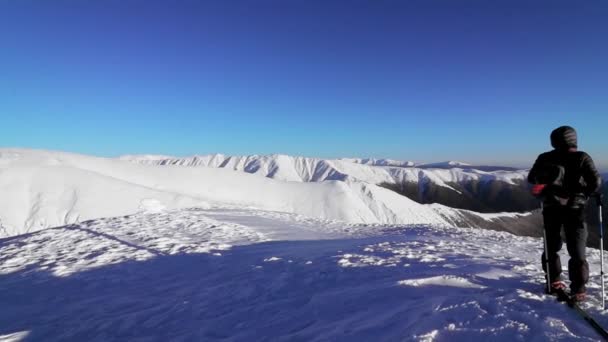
[{"x1": 531, "y1": 184, "x2": 547, "y2": 197}]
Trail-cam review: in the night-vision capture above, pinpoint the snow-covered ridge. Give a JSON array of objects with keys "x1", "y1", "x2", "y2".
[
  {"x1": 418, "y1": 160, "x2": 472, "y2": 168},
  {"x1": 3, "y1": 148, "x2": 503, "y2": 237},
  {"x1": 339, "y1": 157, "x2": 416, "y2": 168},
  {"x1": 120, "y1": 153, "x2": 529, "y2": 188}
]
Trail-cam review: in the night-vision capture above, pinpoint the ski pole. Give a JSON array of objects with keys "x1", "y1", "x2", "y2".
[
  {"x1": 541, "y1": 201, "x2": 552, "y2": 294},
  {"x1": 597, "y1": 194, "x2": 605, "y2": 310}
]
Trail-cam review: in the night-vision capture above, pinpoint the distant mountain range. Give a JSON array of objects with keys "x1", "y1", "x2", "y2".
[
  {"x1": 122, "y1": 153, "x2": 607, "y2": 247},
  {"x1": 1, "y1": 149, "x2": 604, "y2": 247},
  {"x1": 0, "y1": 149, "x2": 535, "y2": 238},
  {"x1": 120, "y1": 153, "x2": 533, "y2": 213}
]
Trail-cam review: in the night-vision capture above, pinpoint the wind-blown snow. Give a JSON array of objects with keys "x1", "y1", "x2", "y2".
[{"x1": 1, "y1": 207, "x2": 607, "y2": 341}]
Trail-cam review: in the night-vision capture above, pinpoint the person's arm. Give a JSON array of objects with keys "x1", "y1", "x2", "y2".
[{"x1": 581, "y1": 152, "x2": 602, "y2": 196}]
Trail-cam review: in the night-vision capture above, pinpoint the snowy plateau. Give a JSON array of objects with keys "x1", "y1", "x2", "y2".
[{"x1": 1, "y1": 148, "x2": 607, "y2": 341}]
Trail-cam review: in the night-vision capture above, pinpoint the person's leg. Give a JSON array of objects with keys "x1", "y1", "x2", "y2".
[
  {"x1": 564, "y1": 207, "x2": 589, "y2": 294},
  {"x1": 542, "y1": 206, "x2": 564, "y2": 283}
]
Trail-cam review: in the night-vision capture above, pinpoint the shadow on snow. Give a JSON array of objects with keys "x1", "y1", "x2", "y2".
[{"x1": 0, "y1": 229, "x2": 585, "y2": 342}]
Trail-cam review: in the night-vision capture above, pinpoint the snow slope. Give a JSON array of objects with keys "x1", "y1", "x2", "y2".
[
  {"x1": 1, "y1": 208, "x2": 607, "y2": 341},
  {"x1": 120, "y1": 153, "x2": 529, "y2": 190},
  {"x1": 0, "y1": 149, "x2": 469, "y2": 237}
]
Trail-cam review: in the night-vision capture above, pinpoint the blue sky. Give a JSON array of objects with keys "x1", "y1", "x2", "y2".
[{"x1": 1, "y1": 0, "x2": 607, "y2": 168}]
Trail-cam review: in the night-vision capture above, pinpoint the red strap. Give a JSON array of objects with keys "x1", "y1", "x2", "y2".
[{"x1": 532, "y1": 184, "x2": 547, "y2": 197}]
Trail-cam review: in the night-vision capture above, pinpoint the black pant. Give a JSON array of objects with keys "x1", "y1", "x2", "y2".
[{"x1": 542, "y1": 205, "x2": 589, "y2": 293}]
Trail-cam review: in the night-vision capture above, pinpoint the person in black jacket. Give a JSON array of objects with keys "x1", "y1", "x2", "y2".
[{"x1": 528, "y1": 125, "x2": 602, "y2": 302}]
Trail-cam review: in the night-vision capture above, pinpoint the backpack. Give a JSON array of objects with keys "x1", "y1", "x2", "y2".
[{"x1": 534, "y1": 151, "x2": 592, "y2": 208}]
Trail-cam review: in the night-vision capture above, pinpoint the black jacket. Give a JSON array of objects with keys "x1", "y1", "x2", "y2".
[{"x1": 528, "y1": 150, "x2": 602, "y2": 208}]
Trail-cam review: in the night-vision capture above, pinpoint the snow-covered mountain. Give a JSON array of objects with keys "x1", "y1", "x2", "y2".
[
  {"x1": 3, "y1": 148, "x2": 608, "y2": 341},
  {"x1": 417, "y1": 160, "x2": 472, "y2": 168},
  {"x1": 116, "y1": 153, "x2": 608, "y2": 244},
  {"x1": 0, "y1": 149, "x2": 531, "y2": 238},
  {"x1": 120, "y1": 153, "x2": 535, "y2": 213},
  {"x1": 120, "y1": 153, "x2": 527, "y2": 185},
  {"x1": 339, "y1": 157, "x2": 416, "y2": 167},
  {"x1": 122, "y1": 154, "x2": 608, "y2": 217}
]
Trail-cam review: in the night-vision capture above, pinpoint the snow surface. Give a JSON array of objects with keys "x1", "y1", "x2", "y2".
[
  {"x1": 2, "y1": 207, "x2": 608, "y2": 341},
  {"x1": 2, "y1": 148, "x2": 607, "y2": 341},
  {"x1": 0, "y1": 149, "x2": 515, "y2": 237}
]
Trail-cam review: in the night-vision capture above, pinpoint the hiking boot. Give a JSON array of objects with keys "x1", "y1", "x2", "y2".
[
  {"x1": 550, "y1": 280, "x2": 567, "y2": 294},
  {"x1": 571, "y1": 292, "x2": 586, "y2": 303}
]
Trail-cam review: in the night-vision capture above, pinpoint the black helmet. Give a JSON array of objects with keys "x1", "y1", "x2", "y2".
[{"x1": 550, "y1": 126, "x2": 577, "y2": 150}]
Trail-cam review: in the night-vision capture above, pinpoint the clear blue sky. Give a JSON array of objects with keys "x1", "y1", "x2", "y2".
[{"x1": 1, "y1": 0, "x2": 607, "y2": 168}]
